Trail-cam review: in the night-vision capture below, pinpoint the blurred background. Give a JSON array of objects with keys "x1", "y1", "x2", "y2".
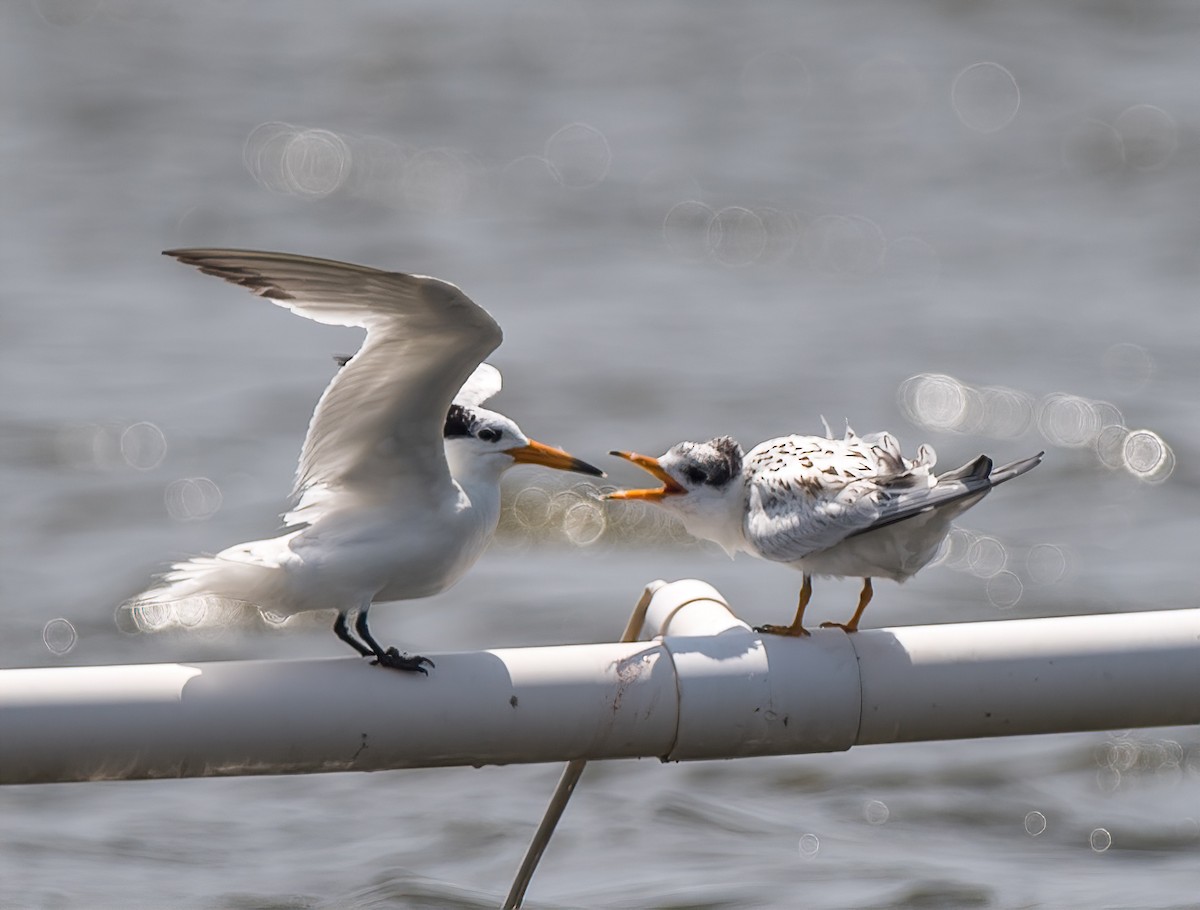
[{"x1": 2, "y1": 1, "x2": 1198, "y2": 907}]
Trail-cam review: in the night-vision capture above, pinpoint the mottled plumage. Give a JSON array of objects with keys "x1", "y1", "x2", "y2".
[
  {"x1": 744, "y1": 430, "x2": 937, "y2": 566},
  {"x1": 610, "y1": 426, "x2": 1042, "y2": 635}
]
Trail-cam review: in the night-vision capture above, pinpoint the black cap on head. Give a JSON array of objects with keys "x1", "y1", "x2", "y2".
[{"x1": 444, "y1": 404, "x2": 473, "y2": 438}]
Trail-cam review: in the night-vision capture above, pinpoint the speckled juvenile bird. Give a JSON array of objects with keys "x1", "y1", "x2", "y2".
[{"x1": 608, "y1": 427, "x2": 1042, "y2": 636}]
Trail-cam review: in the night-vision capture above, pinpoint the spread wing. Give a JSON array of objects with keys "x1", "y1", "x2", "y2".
[
  {"x1": 744, "y1": 432, "x2": 938, "y2": 561},
  {"x1": 453, "y1": 362, "x2": 502, "y2": 407},
  {"x1": 165, "y1": 249, "x2": 503, "y2": 503}
]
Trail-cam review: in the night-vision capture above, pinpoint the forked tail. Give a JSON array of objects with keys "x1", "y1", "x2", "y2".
[{"x1": 988, "y1": 451, "x2": 1044, "y2": 486}]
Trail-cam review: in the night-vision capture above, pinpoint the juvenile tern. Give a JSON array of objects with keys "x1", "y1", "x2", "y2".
[
  {"x1": 130, "y1": 249, "x2": 603, "y2": 673},
  {"x1": 609, "y1": 428, "x2": 1041, "y2": 635}
]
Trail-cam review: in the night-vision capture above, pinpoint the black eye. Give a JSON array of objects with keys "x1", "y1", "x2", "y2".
[
  {"x1": 684, "y1": 466, "x2": 707, "y2": 485},
  {"x1": 478, "y1": 427, "x2": 502, "y2": 443}
]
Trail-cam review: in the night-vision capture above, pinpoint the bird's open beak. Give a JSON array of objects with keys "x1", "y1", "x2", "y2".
[
  {"x1": 506, "y1": 440, "x2": 605, "y2": 477},
  {"x1": 605, "y1": 451, "x2": 686, "y2": 500}
]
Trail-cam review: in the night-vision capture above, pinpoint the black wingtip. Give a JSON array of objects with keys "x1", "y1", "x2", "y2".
[
  {"x1": 162, "y1": 249, "x2": 297, "y2": 300},
  {"x1": 972, "y1": 455, "x2": 994, "y2": 482},
  {"x1": 163, "y1": 248, "x2": 206, "y2": 268}
]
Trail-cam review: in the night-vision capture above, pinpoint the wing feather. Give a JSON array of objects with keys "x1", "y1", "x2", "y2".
[
  {"x1": 746, "y1": 438, "x2": 1042, "y2": 563},
  {"x1": 453, "y1": 362, "x2": 502, "y2": 407},
  {"x1": 744, "y1": 433, "x2": 937, "y2": 561},
  {"x1": 165, "y1": 249, "x2": 503, "y2": 499},
  {"x1": 846, "y1": 451, "x2": 1044, "y2": 538}
]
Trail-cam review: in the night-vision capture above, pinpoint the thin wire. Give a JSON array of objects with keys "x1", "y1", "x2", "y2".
[{"x1": 501, "y1": 583, "x2": 659, "y2": 909}]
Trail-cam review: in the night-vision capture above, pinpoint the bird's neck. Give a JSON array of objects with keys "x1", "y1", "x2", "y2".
[
  {"x1": 673, "y1": 489, "x2": 749, "y2": 557},
  {"x1": 447, "y1": 462, "x2": 505, "y2": 533}
]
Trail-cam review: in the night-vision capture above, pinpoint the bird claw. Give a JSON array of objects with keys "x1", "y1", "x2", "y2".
[
  {"x1": 818, "y1": 621, "x2": 857, "y2": 633},
  {"x1": 753, "y1": 623, "x2": 810, "y2": 638},
  {"x1": 370, "y1": 647, "x2": 435, "y2": 674}
]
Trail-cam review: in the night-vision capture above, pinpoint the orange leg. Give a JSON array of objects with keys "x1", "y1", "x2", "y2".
[
  {"x1": 820, "y1": 578, "x2": 873, "y2": 633},
  {"x1": 754, "y1": 574, "x2": 812, "y2": 637}
]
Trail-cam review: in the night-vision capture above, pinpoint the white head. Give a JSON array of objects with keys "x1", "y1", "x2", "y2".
[
  {"x1": 607, "y1": 436, "x2": 747, "y2": 554},
  {"x1": 443, "y1": 404, "x2": 603, "y2": 483}
]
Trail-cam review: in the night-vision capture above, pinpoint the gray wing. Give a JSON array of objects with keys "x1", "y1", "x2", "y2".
[
  {"x1": 744, "y1": 432, "x2": 956, "y2": 561},
  {"x1": 845, "y1": 451, "x2": 1044, "y2": 538},
  {"x1": 165, "y1": 249, "x2": 503, "y2": 500},
  {"x1": 744, "y1": 433, "x2": 935, "y2": 561}
]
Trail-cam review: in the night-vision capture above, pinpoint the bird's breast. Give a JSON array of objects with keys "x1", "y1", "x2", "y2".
[
  {"x1": 371, "y1": 492, "x2": 496, "y2": 601},
  {"x1": 285, "y1": 493, "x2": 493, "y2": 605}
]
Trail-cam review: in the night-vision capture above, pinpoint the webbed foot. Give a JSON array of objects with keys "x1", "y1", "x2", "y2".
[
  {"x1": 819, "y1": 621, "x2": 859, "y2": 633},
  {"x1": 753, "y1": 623, "x2": 811, "y2": 638}
]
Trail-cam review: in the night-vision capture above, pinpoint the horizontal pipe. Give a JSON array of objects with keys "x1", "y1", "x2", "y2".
[
  {"x1": 646, "y1": 580, "x2": 862, "y2": 761},
  {"x1": 849, "y1": 609, "x2": 1200, "y2": 743},
  {"x1": 0, "y1": 642, "x2": 678, "y2": 784},
  {"x1": 1, "y1": 581, "x2": 1197, "y2": 785}
]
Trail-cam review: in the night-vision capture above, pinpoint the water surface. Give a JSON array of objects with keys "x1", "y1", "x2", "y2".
[{"x1": 3, "y1": 1, "x2": 1198, "y2": 906}]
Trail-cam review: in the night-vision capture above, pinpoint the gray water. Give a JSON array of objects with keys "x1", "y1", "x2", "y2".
[{"x1": 3, "y1": 1, "x2": 1199, "y2": 906}]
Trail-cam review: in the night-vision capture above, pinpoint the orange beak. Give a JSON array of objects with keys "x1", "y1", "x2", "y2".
[
  {"x1": 505, "y1": 440, "x2": 604, "y2": 477},
  {"x1": 605, "y1": 451, "x2": 687, "y2": 500}
]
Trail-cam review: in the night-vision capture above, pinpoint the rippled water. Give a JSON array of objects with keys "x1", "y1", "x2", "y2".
[{"x1": 3, "y1": 1, "x2": 1200, "y2": 907}]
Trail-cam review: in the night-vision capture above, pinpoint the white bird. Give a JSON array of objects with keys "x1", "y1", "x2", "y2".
[
  {"x1": 130, "y1": 249, "x2": 603, "y2": 673},
  {"x1": 608, "y1": 427, "x2": 1041, "y2": 636}
]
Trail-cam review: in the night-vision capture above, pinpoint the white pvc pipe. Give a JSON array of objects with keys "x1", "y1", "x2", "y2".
[
  {"x1": 646, "y1": 580, "x2": 861, "y2": 761},
  {"x1": 1, "y1": 580, "x2": 1197, "y2": 785},
  {"x1": 850, "y1": 610, "x2": 1200, "y2": 743},
  {"x1": 0, "y1": 642, "x2": 678, "y2": 784}
]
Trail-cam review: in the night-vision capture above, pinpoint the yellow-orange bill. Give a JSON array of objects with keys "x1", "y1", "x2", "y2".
[
  {"x1": 506, "y1": 440, "x2": 604, "y2": 477},
  {"x1": 605, "y1": 451, "x2": 686, "y2": 500}
]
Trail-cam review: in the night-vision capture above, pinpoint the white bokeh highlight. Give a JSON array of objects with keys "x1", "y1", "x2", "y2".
[
  {"x1": 165, "y1": 477, "x2": 223, "y2": 522},
  {"x1": 42, "y1": 618, "x2": 78, "y2": 656},
  {"x1": 951, "y1": 62, "x2": 1020, "y2": 133},
  {"x1": 545, "y1": 123, "x2": 612, "y2": 189}
]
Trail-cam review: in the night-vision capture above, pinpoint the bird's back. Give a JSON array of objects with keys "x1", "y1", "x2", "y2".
[
  {"x1": 743, "y1": 430, "x2": 938, "y2": 563},
  {"x1": 744, "y1": 432, "x2": 1041, "y2": 581}
]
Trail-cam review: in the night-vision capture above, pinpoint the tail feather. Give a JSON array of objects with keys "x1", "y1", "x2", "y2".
[
  {"x1": 119, "y1": 556, "x2": 258, "y2": 632},
  {"x1": 988, "y1": 451, "x2": 1044, "y2": 486},
  {"x1": 128, "y1": 535, "x2": 293, "y2": 613},
  {"x1": 848, "y1": 450, "x2": 1042, "y2": 538},
  {"x1": 934, "y1": 454, "x2": 992, "y2": 486},
  {"x1": 133, "y1": 554, "x2": 262, "y2": 606}
]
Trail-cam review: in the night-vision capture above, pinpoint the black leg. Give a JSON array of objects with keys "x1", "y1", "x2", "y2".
[
  {"x1": 354, "y1": 608, "x2": 435, "y2": 674},
  {"x1": 333, "y1": 611, "x2": 372, "y2": 656},
  {"x1": 352, "y1": 607, "x2": 387, "y2": 655}
]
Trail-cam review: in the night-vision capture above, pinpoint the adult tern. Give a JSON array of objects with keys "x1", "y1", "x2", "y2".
[{"x1": 130, "y1": 249, "x2": 603, "y2": 672}]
